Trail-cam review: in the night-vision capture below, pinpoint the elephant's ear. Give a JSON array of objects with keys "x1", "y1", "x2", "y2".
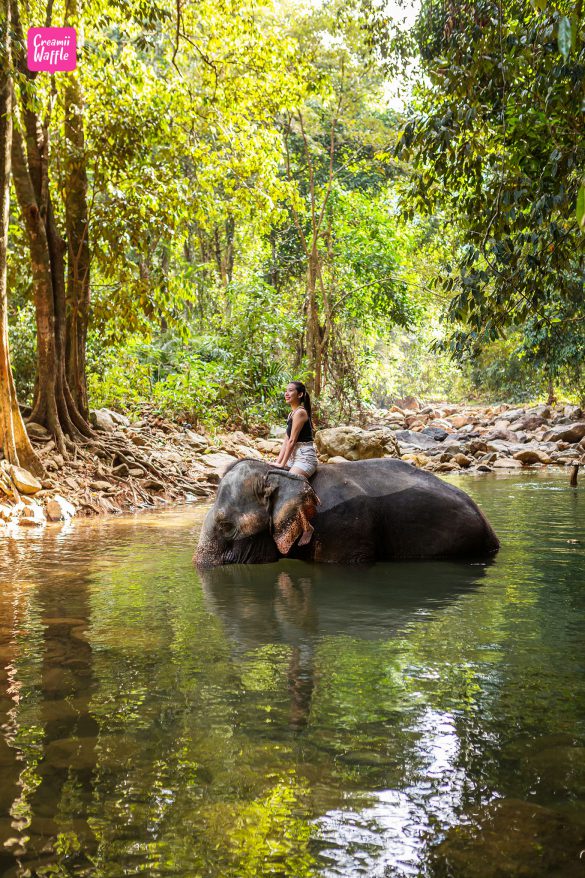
[{"x1": 267, "y1": 472, "x2": 320, "y2": 555}]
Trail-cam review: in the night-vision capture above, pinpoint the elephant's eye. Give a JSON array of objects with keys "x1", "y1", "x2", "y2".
[{"x1": 215, "y1": 511, "x2": 233, "y2": 536}]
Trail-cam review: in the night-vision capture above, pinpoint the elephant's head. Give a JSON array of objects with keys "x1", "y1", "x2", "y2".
[{"x1": 194, "y1": 459, "x2": 320, "y2": 567}]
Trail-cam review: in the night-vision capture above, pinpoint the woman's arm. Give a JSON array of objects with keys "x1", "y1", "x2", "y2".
[{"x1": 275, "y1": 409, "x2": 308, "y2": 468}]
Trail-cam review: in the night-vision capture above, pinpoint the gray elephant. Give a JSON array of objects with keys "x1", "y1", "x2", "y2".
[{"x1": 194, "y1": 458, "x2": 499, "y2": 566}]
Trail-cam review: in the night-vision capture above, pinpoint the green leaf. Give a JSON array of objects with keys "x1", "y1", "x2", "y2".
[
  {"x1": 558, "y1": 16, "x2": 572, "y2": 59},
  {"x1": 576, "y1": 183, "x2": 585, "y2": 230}
]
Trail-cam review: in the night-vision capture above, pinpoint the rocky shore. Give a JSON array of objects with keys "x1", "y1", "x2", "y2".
[{"x1": 1, "y1": 398, "x2": 583, "y2": 529}]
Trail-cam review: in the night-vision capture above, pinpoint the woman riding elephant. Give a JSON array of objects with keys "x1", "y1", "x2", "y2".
[
  {"x1": 272, "y1": 380, "x2": 319, "y2": 546},
  {"x1": 195, "y1": 457, "x2": 500, "y2": 567}
]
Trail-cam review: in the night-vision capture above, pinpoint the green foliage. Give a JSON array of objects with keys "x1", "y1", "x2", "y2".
[
  {"x1": 401, "y1": 0, "x2": 585, "y2": 390},
  {"x1": 8, "y1": 302, "x2": 36, "y2": 404}
]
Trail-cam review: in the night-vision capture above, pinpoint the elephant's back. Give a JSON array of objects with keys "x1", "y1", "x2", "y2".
[{"x1": 309, "y1": 459, "x2": 499, "y2": 559}]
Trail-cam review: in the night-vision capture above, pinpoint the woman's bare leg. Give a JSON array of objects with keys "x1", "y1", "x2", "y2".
[{"x1": 289, "y1": 467, "x2": 315, "y2": 544}]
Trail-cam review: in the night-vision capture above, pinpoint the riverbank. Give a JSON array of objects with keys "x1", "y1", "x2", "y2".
[{"x1": 0, "y1": 398, "x2": 583, "y2": 528}]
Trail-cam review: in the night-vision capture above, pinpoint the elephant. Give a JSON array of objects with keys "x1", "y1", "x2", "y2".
[{"x1": 194, "y1": 457, "x2": 499, "y2": 567}]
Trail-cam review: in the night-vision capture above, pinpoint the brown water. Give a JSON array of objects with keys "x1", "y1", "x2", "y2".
[{"x1": 1, "y1": 472, "x2": 585, "y2": 877}]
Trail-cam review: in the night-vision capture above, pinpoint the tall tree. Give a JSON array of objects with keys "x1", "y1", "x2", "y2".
[
  {"x1": 10, "y1": 0, "x2": 92, "y2": 454},
  {"x1": 64, "y1": 0, "x2": 91, "y2": 420},
  {"x1": 0, "y1": 0, "x2": 42, "y2": 474},
  {"x1": 401, "y1": 0, "x2": 585, "y2": 374}
]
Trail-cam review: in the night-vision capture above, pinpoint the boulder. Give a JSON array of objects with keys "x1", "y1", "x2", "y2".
[
  {"x1": 314, "y1": 426, "x2": 400, "y2": 461},
  {"x1": 18, "y1": 502, "x2": 46, "y2": 526},
  {"x1": 394, "y1": 429, "x2": 439, "y2": 450},
  {"x1": 6, "y1": 464, "x2": 42, "y2": 495},
  {"x1": 200, "y1": 452, "x2": 239, "y2": 476},
  {"x1": 45, "y1": 495, "x2": 76, "y2": 522},
  {"x1": 544, "y1": 422, "x2": 585, "y2": 443},
  {"x1": 256, "y1": 439, "x2": 281, "y2": 455},
  {"x1": 89, "y1": 480, "x2": 113, "y2": 492},
  {"x1": 327, "y1": 456, "x2": 349, "y2": 464},
  {"x1": 564, "y1": 404, "x2": 582, "y2": 420},
  {"x1": 452, "y1": 453, "x2": 473, "y2": 468},
  {"x1": 184, "y1": 429, "x2": 208, "y2": 450},
  {"x1": 394, "y1": 395, "x2": 420, "y2": 411},
  {"x1": 26, "y1": 422, "x2": 50, "y2": 439},
  {"x1": 422, "y1": 426, "x2": 449, "y2": 441},
  {"x1": 110, "y1": 410, "x2": 130, "y2": 427},
  {"x1": 513, "y1": 448, "x2": 550, "y2": 465},
  {"x1": 449, "y1": 414, "x2": 471, "y2": 429},
  {"x1": 90, "y1": 409, "x2": 116, "y2": 433},
  {"x1": 511, "y1": 415, "x2": 545, "y2": 432}
]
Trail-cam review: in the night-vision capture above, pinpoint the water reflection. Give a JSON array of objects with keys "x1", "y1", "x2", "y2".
[
  {"x1": 1, "y1": 474, "x2": 585, "y2": 877},
  {"x1": 200, "y1": 560, "x2": 488, "y2": 731}
]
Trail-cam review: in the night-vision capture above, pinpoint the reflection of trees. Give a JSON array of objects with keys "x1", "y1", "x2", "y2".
[{"x1": 2, "y1": 476, "x2": 584, "y2": 877}]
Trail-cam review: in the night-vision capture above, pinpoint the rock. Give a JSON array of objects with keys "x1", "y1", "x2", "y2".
[
  {"x1": 394, "y1": 430, "x2": 439, "y2": 450},
  {"x1": 476, "y1": 464, "x2": 494, "y2": 472},
  {"x1": 128, "y1": 431, "x2": 148, "y2": 447},
  {"x1": 269, "y1": 426, "x2": 287, "y2": 439},
  {"x1": 89, "y1": 480, "x2": 113, "y2": 491},
  {"x1": 314, "y1": 426, "x2": 400, "y2": 461},
  {"x1": 433, "y1": 461, "x2": 460, "y2": 472},
  {"x1": 511, "y1": 414, "x2": 545, "y2": 432},
  {"x1": 26, "y1": 422, "x2": 50, "y2": 438},
  {"x1": 503, "y1": 407, "x2": 526, "y2": 422},
  {"x1": 45, "y1": 494, "x2": 76, "y2": 522},
  {"x1": 90, "y1": 409, "x2": 117, "y2": 433},
  {"x1": 200, "y1": 452, "x2": 239, "y2": 476},
  {"x1": 6, "y1": 464, "x2": 43, "y2": 494},
  {"x1": 0, "y1": 504, "x2": 13, "y2": 521},
  {"x1": 184, "y1": 429, "x2": 209, "y2": 450},
  {"x1": 112, "y1": 463, "x2": 129, "y2": 477},
  {"x1": 422, "y1": 426, "x2": 449, "y2": 441},
  {"x1": 513, "y1": 448, "x2": 549, "y2": 465},
  {"x1": 327, "y1": 455, "x2": 349, "y2": 464},
  {"x1": 394, "y1": 395, "x2": 420, "y2": 411},
  {"x1": 401, "y1": 453, "x2": 430, "y2": 467},
  {"x1": 256, "y1": 439, "x2": 281, "y2": 455},
  {"x1": 452, "y1": 453, "x2": 472, "y2": 467},
  {"x1": 235, "y1": 444, "x2": 262, "y2": 459},
  {"x1": 108, "y1": 410, "x2": 131, "y2": 427},
  {"x1": 492, "y1": 457, "x2": 524, "y2": 468},
  {"x1": 544, "y1": 422, "x2": 585, "y2": 443},
  {"x1": 45, "y1": 453, "x2": 64, "y2": 471},
  {"x1": 449, "y1": 414, "x2": 471, "y2": 428},
  {"x1": 129, "y1": 468, "x2": 145, "y2": 477},
  {"x1": 143, "y1": 478, "x2": 165, "y2": 491},
  {"x1": 468, "y1": 439, "x2": 488, "y2": 454},
  {"x1": 564, "y1": 404, "x2": 582, "y2": 419},
  {"x1": 18, "y1": 502, "x2": 46, "y2": 526}
]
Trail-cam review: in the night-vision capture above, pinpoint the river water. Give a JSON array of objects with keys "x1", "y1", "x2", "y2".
[{"x1": 1, "y1": 472, "x2": 585, "y2": 877}]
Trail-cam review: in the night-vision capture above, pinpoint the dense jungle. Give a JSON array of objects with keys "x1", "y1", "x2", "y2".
[{"x1": 2, "y1": 1, "x2": 585, "y2": 877}]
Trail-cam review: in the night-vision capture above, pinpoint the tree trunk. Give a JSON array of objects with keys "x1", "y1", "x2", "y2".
[
  {"x1": 10, "y1": 0, "x2": 91, "y2": 454},
  {"x1": 0, "y1": 0, "x2": 43, "y2": 475},
  {"x1": 305, "y1": 246, "x2": 322, "y2": 398},
  {"x1": 63, "y1": 0, "x2": 91, "y2": 421}
]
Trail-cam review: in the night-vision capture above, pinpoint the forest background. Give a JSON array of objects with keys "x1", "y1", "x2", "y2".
[{"x1": 1, "y1": 0, "x2": 584, "y2": 464}]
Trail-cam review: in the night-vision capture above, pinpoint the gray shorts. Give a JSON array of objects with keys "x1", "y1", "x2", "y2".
[{"x1": 286, "y1": 441, "x2": 318, "y2": 477}]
